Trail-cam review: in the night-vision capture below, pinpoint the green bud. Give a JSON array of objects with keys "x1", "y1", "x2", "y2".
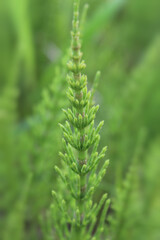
[{"x1": 81, "y1": 164, "x2": 87, "y2": 174}]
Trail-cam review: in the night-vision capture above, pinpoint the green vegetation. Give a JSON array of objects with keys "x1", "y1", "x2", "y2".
[
  {"x1": 0, "y1": 0, "x2": 160, "y2": 239},
  {"x1": 50, "y1": 1, "x2": 109, "y2": 239}
]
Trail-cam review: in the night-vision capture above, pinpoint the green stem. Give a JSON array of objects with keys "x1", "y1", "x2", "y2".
[
  {"x1": 70, "y1": 0, "x2": 88, "y2": 237},
  {"x1": 78, "y1": 150, "x2": 87, "y2": 217}
]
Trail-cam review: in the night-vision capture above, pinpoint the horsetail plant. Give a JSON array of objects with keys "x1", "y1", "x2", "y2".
[{"x1": 51, "y1": 1, "x2": 110, "y2": 239}]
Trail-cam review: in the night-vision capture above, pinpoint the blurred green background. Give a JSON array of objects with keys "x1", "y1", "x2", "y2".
[{"x1": 0, "y1": 0, "x2": 160, "y2": 239}]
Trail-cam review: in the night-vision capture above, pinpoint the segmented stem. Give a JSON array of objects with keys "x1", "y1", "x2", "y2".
[
  {"x1": 71, "y1": 0, "x2": 86, "y2": 219},
  {"x1": 57, "y1": 0, "x2": 109, "y2": 238}
]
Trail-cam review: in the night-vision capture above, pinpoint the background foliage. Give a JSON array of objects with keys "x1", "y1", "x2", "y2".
[{"x1": 0, "y1": 0, "x2": 160, "y2": 239}]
